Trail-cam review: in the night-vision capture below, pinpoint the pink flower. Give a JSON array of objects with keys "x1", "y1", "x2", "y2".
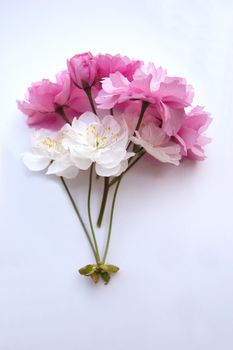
[
  {"x1": 96, "y1": 63, "x2": 194, "y2": 136},
  {"x1": 96, "y1": 53, "x2": 142, "y2": 81},
  {"x1": 67, "y1": 52, "x2": 97, "y2": 89},
  {"x1": 17, "y1": 71, "x2": 73, "y2": 130},
  {"x1": 176, "y1": 106, "x2": 212, "y2": 160},
  {"x1": 17, "y1": 71, "x2": 95, "y2": 130},
  {"x1": 131, "y1": 122, "x2": 181, "y2": 166}
]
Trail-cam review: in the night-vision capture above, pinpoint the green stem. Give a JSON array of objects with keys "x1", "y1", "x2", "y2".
[
  {"x1": 100, "y1": 102, "x2": 149, "y2": 259},
  {"x1": 97, "y1": 102, "x2": 149, "y2": 228},
  {"x1": 102, "y1": 176, "x2": 123, "y2": 263},
  {"x1": 102, "y1": 151, "x2": 145, "y2": 262},
  {"x1": 127, "y1": 101, "x2": 149, "y2": 152},
  {"x1": 97, "y1": 177, "x2": 109, "y2": 228},
  {"x1": 57, "y1": 107, "x2": 70, "y2": 124},
  {"x1": 84, "y1": 87, "x2": 97, "y2": 114},
  {"x1": 109, "y1": 150, "x2": 145, "y2": 187},
  {"x1": 88, "y1": 165, "x2": 101, "y2": 262},
  {"x1": 60, "y1": 176, "x2": 98, "y2": 263},
  {"x1": 135, "y1": 101, "x2": 149, "y2": 131}
]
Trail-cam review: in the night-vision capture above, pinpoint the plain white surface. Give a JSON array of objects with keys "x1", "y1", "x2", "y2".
[{"x1": 1, "y1": 1, "x2": 233, "y2": 349}]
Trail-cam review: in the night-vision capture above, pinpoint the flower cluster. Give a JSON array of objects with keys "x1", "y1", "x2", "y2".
[
  {"x1": 18, "y1": 52, "x2": 211, "y2": 284},
  {"x1": 23, "y1": 113, "x2": 133, "y2": 178}
]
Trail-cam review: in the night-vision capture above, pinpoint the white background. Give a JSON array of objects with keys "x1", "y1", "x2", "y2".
[{"x1": 1, "y1": 1, "x2": 233, "y2": 349}]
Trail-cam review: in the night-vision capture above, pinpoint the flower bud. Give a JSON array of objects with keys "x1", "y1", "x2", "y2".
[{"x1": 67, "y1": 52, "x2": 97, "y2": 89}]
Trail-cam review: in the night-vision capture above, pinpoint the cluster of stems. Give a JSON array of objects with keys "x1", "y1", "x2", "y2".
[{"x1": 59, "y1": 89, "x2": 149, "y2": 281}]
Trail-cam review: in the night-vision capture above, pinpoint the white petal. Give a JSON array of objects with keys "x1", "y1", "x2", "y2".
[
  {"x1": 78, "y1": 112, "x2": 100, "y2": 125},
  {"x1": 149, "y1": 145, "x2": 181, "y2": 165},
  {"x1": 47, "y1": 154, "x2": 73, "y2": 173},
  {"x1": 70, "y1": 154, "x2": 92, "y2": 170},
  {"x1": 47, "y1": 158, "x2": 79, "y2": 179},
  {"x1": 131, "y1": 135, "x2": 181, "y2": 166},
  {"x1": 56, "y1": 166, "x2": 80, "y2": 179},
  {"x1": 95, "y1": 162, "x2": 121, "y2": 177},
  {"x1": 146, "y1": 143, "x2": 181, "y2": 165},
  {"x1": 114, "y1": 160, "x2": 128, "y2": 176},
  {"x1": 23, "y1": 152, "x2": 51, "y2": 171},
  {"x1": 95, "y1": 157, "x2": 130, "y2": 177},
  {"x1": 94, "y1": 148, "x2": 125, "y2": 166}
]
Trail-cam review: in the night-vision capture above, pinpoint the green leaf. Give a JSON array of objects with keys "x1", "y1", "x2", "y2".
[
  {"x1": 79, "y1": 264, "x2": 96, "y2": 276},
  {"x1": 100, "y1": 271, "x2": 111, "y2": 284},
  {"x1": 100, "y1": 264, "x2": 119, "y2": 273}
]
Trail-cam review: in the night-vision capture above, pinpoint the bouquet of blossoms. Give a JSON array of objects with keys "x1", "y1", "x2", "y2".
[{"x1": 18, "y1": 52, "x2": 211, "y2": 284}]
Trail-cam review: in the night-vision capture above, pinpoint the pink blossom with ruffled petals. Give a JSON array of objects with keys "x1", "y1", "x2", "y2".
[
  {"x1": 96, "y1": 53, "x2": 142, "y2": 81},
  {"x1": 17, "y1": 71, "x2": 72, "y2": 130},
  {"x1": 176, "y1": 106, "x2": 212, "y2": 160},
  {"x1": 96, "y1": 63, "x2": 194, "y2": 136},
  {"x1": 17, "y1": 70, "x2": 99, "y2": 130},
  {"x1": 67, "y1": 52, "x2": 97, "y2": 89},
  {"x1": 96, "y1": 63, "x2": 193, "y2": 108}
]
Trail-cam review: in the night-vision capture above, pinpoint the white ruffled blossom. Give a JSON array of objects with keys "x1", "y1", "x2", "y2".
[
  {"x1": 131, "y1": 123, "x2": 181, "y2": 166},
  {"x1": 62, "y1": 112, "x2": 134, "y2": 176},
  {"x1": 23, "y1": 129, "x2": 79, "y2": 178}
]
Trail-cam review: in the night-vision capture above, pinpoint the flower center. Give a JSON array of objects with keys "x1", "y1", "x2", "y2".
[
  {"x1": 41, "y1": 137, "x2": 61, "y2": 149},
  {"x1": 86, "y1": 124, "x2": 119, "y2": 149}
]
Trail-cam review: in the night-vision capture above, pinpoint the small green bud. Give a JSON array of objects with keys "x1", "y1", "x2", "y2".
[
  {"x1": 79, "y1": 264, "x2": 96, "y2": 276},
  {"x1": 100, "y1": 271, "x2": 111, "y2": 284},
  {"x1": 99, "y1": 264, "x2": 119, "y2": 273},
  {"x1": 90, "y1": 272, "x2": 100, "y2": 283}
]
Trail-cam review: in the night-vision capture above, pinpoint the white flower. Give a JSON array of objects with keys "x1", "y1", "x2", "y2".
[
  {"x1": 23, "y1": 129, "x2": 79, "y2": 178},
  {"x1": 131, "y1": 123, "x2": 181, "y2": 166},
  {"x1": 62, "y1": 112, "x2": 134, "y2": 176}
]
